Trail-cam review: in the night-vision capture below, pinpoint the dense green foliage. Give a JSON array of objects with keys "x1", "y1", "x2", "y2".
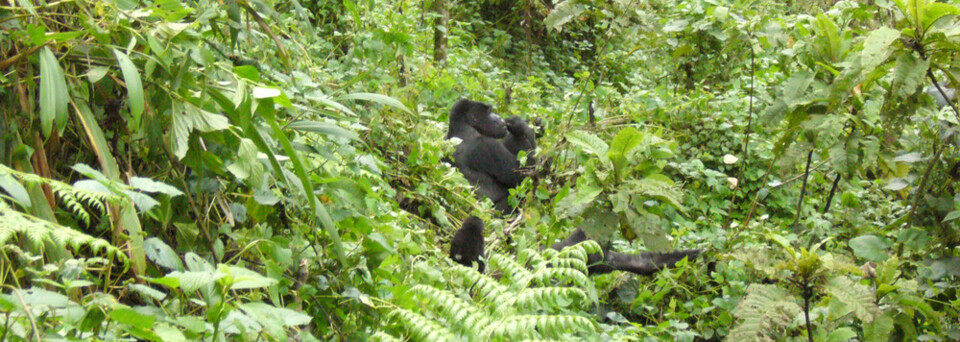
[{"x1": 1, "y1": 0, "x2": 959, "y2": 341}]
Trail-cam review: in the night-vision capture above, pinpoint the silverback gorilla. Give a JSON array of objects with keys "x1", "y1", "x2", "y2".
[
  {"x1": 445, "y1": 99, "x2": 699, "y2": 275},
  {"x1": 446, "y1": 99, "x2": 536, "y2": 213}
]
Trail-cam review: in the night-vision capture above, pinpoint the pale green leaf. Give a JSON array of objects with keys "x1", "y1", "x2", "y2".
[
  {"x1": 338, "y1": 92, "x2": 411, "y2": 113},
  {"x1": 543, "y1": 1, "x2": 585, "y2": 32},
  {"x1": 39, "y1": 47, "x2": 69, "y2": 138},
  {"x1": 860, "y1": 27, "x2": 899, "y2": 76},
  {"x1": 129, "y1": 177, "x2": 183, "y2": 196},
  {"x1": 0, "y1": 173, "x2": 32, "y2": 208},
  {"x1": 287, "y1": 120, "x2": 359, "y2": 140},
  {"x1": 113, "y1": 49, "x2": 144, "y2": 128}
]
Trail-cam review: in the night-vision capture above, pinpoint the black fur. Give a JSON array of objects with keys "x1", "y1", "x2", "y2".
[
  {"x1": 447, "y1": 99, "x2": 537, "y2": 213},
  {"x1": 550, "y1": 228, "x2": 701, "y2": 276},
  {"x1": 449, "y1": 216, "x2": 486, "y2": 273}
]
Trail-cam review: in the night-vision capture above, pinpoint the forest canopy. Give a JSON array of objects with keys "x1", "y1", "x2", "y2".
[{"x1": 1, "y1": 0, "x2": 959, "y2": 341}]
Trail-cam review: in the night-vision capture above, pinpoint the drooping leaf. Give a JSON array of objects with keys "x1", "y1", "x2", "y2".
[
  {"x1": 113, "y1": 49, "x2": 144, "y2": 129},
  {"x1": 338, "y1": 92, "x2": 412, "y2": 114},
  {"x1": 144, "y1": 237, "x2": 184, "y2": 271},
  {"x1": 129, "y1": 177, "x2": 184, "y2": 197},
  {"x1": 543, "y1": 1, "x2": 585, "y2": 32},
  {"x1": 287, "y1": 120, "x2": 359, "y2": 140},
  {"x1": 860, "y1": 27, "x2": 900, "y2": 77},
  {"x1": 39, "y1": 47, "x2": 69, "y2": 138}
]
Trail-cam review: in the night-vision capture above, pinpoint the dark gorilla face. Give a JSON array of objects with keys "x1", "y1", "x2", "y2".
[{"x1": 470, "y1": 102, "x2": 507, "y2": 138}]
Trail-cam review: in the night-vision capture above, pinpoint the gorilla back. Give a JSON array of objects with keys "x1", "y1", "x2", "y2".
[{"x1": 446, "y1": 99, "x2": 537, "y2": 213}]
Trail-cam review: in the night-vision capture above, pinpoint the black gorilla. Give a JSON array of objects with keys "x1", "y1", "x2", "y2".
[
  {"x1": 550, "y1": 228, "x2": 700, "y2": 275},
  {"x1": 446, "y1": 99, "x2": 537, "y2": 213},
  {"x1": 449, "y1": 216, "x2": 485, "y2": 273}
]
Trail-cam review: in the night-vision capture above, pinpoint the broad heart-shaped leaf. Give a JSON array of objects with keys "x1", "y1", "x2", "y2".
[
  {"x1": 128, "y1": 177, "x2": 183, "y2": 197},
  {"x1": 860, "y1": 27, "x2": 900, "y2": 77},
  {"x1": 287, "y1": 120, "x2": 359, "y2": 140},
  {"x1": 144, "y1": 237, "x2": 184, "y2": 271},
  {"x1": 607, "y1": 127, "x2": 644, "y2": 175},
  {"x1": 219, "y1": 264, "x2": 278, "y2": 290},
  {"x1": 782, "y1": 70, "x2": 815, "y2": 104},
  {"x1": 113, "y1": 49, "x2": 144, "y2": 130},
  {"x1": 566, "y1": 131, "x2": 610, "y2": 164},
  {"x1": 338, "y1": 92, "x2": 411, "y2": 114},
  {"x1": 226, "y1": 138, "x2": 265, "y2": 188},
  {"x1": 39, "y1": 47, "x2": 69, "y2": 138},
  {"x1": 849, "y1": 234, "x2": 890, "y2": 262},
  {"x1": 543, "y1": 0, "x2": 585, "y2": 32},
  {"x1": 240, "y1": 302, "x2": 312, "y2": 327},
  {"x1": 170, "y1": 101, "x2": 231, "y2": 159},
  {"x1": 164, "y1": 270, "x2": 223, "y2": 293}
]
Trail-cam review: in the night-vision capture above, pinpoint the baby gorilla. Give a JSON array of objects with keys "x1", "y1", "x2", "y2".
[{"x1": 449, "y1": 216, "x2": 486, "y2": 273}]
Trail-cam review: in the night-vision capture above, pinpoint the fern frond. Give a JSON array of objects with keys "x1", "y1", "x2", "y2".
[
  {"x1": 411, "y1": 285, "x2": 491, "y2": 336},
  {"x1": 0, "y1": 201, "x2": 124, "y2": 261},
  {"x1": 488, "y1": 314, "x2": 597, "y2": 340},
  {"x1": 513, "y1": 287, "x2": 586, "y2": 311},
  {"x1": 389, "y1": 308, "x2": 457, "y2": 341},
  {"x1": 825, "y1": 276, "x2": 880, "y2": 322},
  {"x1": 0, "y1": 165, "x2": 115, "y2": 225},
  {"x1": 530, "y1": 267, "x2": 591, "y2": 288},
  {"x1": 369, "y1": 331, "x2": 404, "y2": 342},
  {"x1": 489, "y1": 254, "x2": 533, "y2": 288},
  {"x1": 450, "y1": 264, "x2": 511, "y2": 304},
  {"x1": 726, "y1": 284, "x2": 802, "y2": 341}
]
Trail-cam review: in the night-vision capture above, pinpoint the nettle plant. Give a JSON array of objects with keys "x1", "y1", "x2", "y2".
[{"x1": 555, "y1": 127, "x2": 684, "y2": 248}]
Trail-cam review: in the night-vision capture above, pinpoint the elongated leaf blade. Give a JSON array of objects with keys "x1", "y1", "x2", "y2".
[
  {"x1": 113, "y1": 49, "x2": 144, "y2": 129},
  {"x1": 338, "y1": 92, "x2": 411, "y2": 114},
  {"x1": 39, "y1": 47, "x2": 68, "y2": 138}
]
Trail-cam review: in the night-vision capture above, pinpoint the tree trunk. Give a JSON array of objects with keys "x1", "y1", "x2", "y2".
[{"x1": 432, "y1": 0, "x2": 448, "y2": 63}]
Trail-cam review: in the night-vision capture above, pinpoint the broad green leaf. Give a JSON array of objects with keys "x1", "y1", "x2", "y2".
[
  {"x1": 165, "y1": 270, "x2": 223, "y2": 293},
  {"x1": 782, "y1": 70, "x2": 815, "y2": 103},
  {"x1": 864, "y1": 313, "x2": 895, "y2": 342},
  {"x1": 240, "y1": 302, "x2": 312, "y2": 326},
  {"x1": 543, "y1": 1, "x2": 585, "y2": 32},
  {"x1": 566, "y1": 131, "x2": 609, "y2": 159},
  {"x1": 17, "y1": 287, "x2": 71, "y2": 307},
  {"x1": 39, "y1": 47, "x2": 69, "y2": 138},
  {"x1": 144, "y1": 237, "x2": 184, "y2": 271},
  {"x1": 109, "y1": 308, "x2": 155, "y2": 329},
  {"x1": 153, "y1": 323, "x2": 187, "y2": 342},
  {"x1": 227, "y1": 138, "x2": 265, "y2": 188},
  {"x1": 287, "y1": 120, "x2": 359, "y2": 140},
  {"x1": 0, "y1": 173, "x2": 32, "y2": 208},
  {"x1": 607, "y1": 127, "x2": 643, "y2": 174},
  {"x1": 860, "y1": 27, "x2": 900, "y2": 77},
  {"x1": 922, "y1": 3, "x2": 960, "y2": 30},
  {"x1": 129, "y1": 177, "x2": 184, "y2": 196},
  {"x1": 944, "y1": 210, "x2": 960, "y2": 222},
  {"x1": 86, "y1": 66, "x2": 110, "y2": 84},
  {"x1": 826, "y1": 328, "x2": 858, "y2": 342},
  {"x1": 849, "y1": 234, "x2": 889, "y2": 262},
  {"x1": 128, "y1": 284, "x2": 167, "y2": 301},
  {"x1": 170, "y1": 102, "x2": 231, "y2": 159},
  {"x1": 220, "y1": 264, "x2": 278, "y2": 290},
  {"x1": 338, "y1": 92, "x2": 411, "y2": 114},
  {"x1": 113, "y1": 49, "x2": 144, "y2": 129},
  {"x1": 892, "y1": 53, "x2": 929, "y2": 99}
]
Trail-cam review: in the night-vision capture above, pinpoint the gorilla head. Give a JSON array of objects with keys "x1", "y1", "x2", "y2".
[{"x1": 448, "y1": 99, "x2": 508, "y2": 139}]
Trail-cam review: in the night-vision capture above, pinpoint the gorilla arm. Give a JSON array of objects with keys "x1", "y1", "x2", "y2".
[{"x1": 550, "y1": 228, "x2": 701, "y2": 276}]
